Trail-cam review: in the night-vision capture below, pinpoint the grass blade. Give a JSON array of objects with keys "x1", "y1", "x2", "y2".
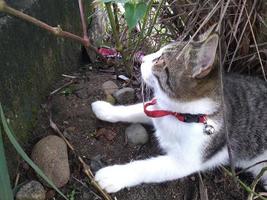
[
  {"x1": 0, "y1": 103, "x2": 68, "y2": 200},
  {"x1": 0, "y1": 125, "x2": 14, "y2": 200}
]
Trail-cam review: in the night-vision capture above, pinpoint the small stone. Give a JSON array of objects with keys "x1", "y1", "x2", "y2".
[
  {"x1": 31, "y1": 135, "x2": 70, "y2": 188},
  {"x1": 90, "y1": 155, "x2": 104, "y2": 173},
  {"x1": 102, "y1": 80, "x2": 118, "y2": 96},
  {"x1": 113, "y1": 87, "x2": 135, "y2": 105},
  {"x1": 16, "y1": 180, "x2": 46, "y2": 200},
  {"x1": 105, "y1": 94, "x2": 116, "y2": 104},
  {"x1": 125, "y1": 124, "x2": 149, "y2": 145}
]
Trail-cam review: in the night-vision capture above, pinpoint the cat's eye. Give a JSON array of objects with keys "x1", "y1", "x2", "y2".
[
  {"x1": 154, "y1": 57, "x2": 165, "y2": 68},
  {"x1": 152, "y1": 57, "x2": 160, "y2": 63}
]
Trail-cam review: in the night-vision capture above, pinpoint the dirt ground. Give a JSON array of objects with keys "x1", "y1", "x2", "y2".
[{"x1": 24, "y1": 64, "x2": 258, "y2": 200}]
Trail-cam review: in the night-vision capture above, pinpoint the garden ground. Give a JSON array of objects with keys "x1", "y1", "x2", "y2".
[{"x1": 24, "y1": 64, "x2": 256, "y2": 200}]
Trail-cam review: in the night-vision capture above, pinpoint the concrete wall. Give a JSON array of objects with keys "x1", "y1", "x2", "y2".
[{"x1": 0, "y1": 0, "x2": 82, "y2": 172}]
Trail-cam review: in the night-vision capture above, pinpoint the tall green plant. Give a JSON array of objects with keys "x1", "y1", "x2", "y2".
[{"x1": 0, "y1": 126, "x2": 14, "y2": 200}]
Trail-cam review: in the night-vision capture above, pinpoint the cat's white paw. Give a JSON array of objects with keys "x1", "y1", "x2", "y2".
[
  {"x1": 91, "y1": 101, "x2": 118, "y2": 123},
  {"x1": 95, "y1": 165, "x2": 139, "y2": 193}
]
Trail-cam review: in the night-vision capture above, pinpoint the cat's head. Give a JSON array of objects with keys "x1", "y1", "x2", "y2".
[{"x1": 141, "y1": 33, "x2": 219, "y2": 102}]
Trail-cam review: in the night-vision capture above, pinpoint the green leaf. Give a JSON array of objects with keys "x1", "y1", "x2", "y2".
[
  {"x1": 0, "y1": 126, "x2": 14, "y2": 200},
  {"x1": 124, "y1": 2, "x2": 147, "y2": 30},
  {"x1": 0, "y1": 103, "x2": 68, "y2": 200}
]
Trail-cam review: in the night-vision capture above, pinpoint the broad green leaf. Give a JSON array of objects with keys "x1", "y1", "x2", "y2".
[
  {"x1": 124, "y1": 2, "x2": 147, "y2": 30},
  {"x1": 0, "y1": 103, "x2": 68, "y2": 200},
  {"x1": 0, "y1": 126, "x2": 13, "y2": 200}
]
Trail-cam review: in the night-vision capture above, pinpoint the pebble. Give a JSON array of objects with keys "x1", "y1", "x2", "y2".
[
  {"x1": 16, "y1": 180, "x2": 46, "y2": 200},
  {"x1": 102, "y1": 80, "x2": 118, "y2": 96},
  {"x1": 31, "y1": 135, "x2": 70, "y2": 188},
  {"x1": 125, "y1": 124, "x2": 149, "y2": 145},
  {"x1": 90, "y1": 155, "x2": 104, "y2": 173},
  {"x1": 113, "y1": 87, "x2": 135, "y2": 105},
  {"x1": 105, "y1": 94, "x2": 116, "y2": 104}
]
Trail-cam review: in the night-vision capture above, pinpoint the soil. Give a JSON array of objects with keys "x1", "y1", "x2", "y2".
[{"x1": 23, "y1": 64, "x2": 258, "y2": 200}]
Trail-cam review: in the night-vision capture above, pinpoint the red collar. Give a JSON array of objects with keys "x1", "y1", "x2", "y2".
[{"x1": 144, "y1": 99, "x2": 207, "y2": 124}]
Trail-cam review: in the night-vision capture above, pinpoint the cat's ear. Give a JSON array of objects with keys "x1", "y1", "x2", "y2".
[{"x1": 192, "y1": 34, "x2": 219, "y2": 79}]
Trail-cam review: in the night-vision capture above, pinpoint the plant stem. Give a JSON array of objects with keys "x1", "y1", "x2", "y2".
[
  {"x1": 222, "y1": 166, "x2": 267, "y2": 200},
  {"x1": 78, "y1": 0, "x2": 89, "y2": 43},
  {"x1": 145, "y1": 0, "x2": 166, "y2": 38},
  {"x1": 113, "y1": 3, "x2": 120, "y2": 33},
  {"x1": 0, "y1": 0, "x2": 106, "y2": 61},
  {"x1": 105, "y1": 2, "x2": 122, "y2": 51},
  {"x1": 2, "y1": 3, "x2": 85, "y2": 44},
  {"x1": 105, "y1": 2, "x2": 132, "y2": 75},
  {"x1": 0, "y1": 125, "x2": 14, "y2": 200},
  {"x1": 248, "y1": 167, "x2": 267, "y2": 200},
  {"x1": 132, "y1": 0, "x2": 153, "y2": 56}
]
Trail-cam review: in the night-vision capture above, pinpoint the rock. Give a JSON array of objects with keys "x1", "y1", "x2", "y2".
[
  {"x1": 105, "y1": 94, "x2": 116, "y2": 104},
  {"x1": 125, "y1": 124, "x2": 149, "y2": 145},
  {"x1": 90, "y1": 155, "x2": 104, "y2": 173},
  {"x1": 31, "y1": 135, "x2": 70, "y2": 188},
  {"x1": 102, "y1": 80, "x2": 118, "y2": 96},
  {"x1": 16, "y1": 180, "x2": 46, "y2": 200},
  {"x1": 113, "y1": 87, "x2": 135, "y2": 105}
]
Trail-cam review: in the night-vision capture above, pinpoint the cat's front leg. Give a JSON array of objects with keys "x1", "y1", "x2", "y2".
[
  {"x1": 95, "y1": 155, "x2": 199, "y2": 193},
  {"x1": 91, "y1": 101, "x2": 152, "y2": 124}
]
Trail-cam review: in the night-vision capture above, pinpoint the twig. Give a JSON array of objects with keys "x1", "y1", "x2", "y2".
[
  {"x1": 78, "y1": 0, "x2": 89, "y2": 43},
  {"x1": 73, "y1": 177, "x2": 102, "y2": 200},
  {"x1": 49, "y1": 116, "x2": 113, "y2": 200},
  {"x1": 244, "y1": 6, "x2": 267, "y2": 81},
  {"x1": 62, "y1": 74, "x2": 78, "y2": 79},
  {"x1": 175, "y1": 0, "x2": 222, "y2": 60},
  {"x1": 50, "y1": 80, "x2": 75, "y2": 96},
  {"x1": 227, "y1": 0, "x2": 257, "y2": 72},
  {"x1": 0, "y1": 0, "x2": 106, "y2": 61},
  {"x1": 14, "y1": 173, "x2": 20, "y2": 188},
  {"x1": 198, "y1": 173, "x2": 209, "y2": 200}
]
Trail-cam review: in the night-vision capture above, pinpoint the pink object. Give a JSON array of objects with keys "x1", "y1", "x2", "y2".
[{"x1": 98, "y1": 47, "x2": 122, "y2": 59}]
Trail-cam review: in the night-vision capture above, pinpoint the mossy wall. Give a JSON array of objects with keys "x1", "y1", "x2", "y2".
[{"x1": 0, "y1": 0, "x2": 82, "y2": 173}]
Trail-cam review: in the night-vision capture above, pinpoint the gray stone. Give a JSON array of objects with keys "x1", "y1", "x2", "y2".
[
  {"x1": 105, "y1": 94, "x2": 116, "y2": 104},
  {"x1": 113, "y1": 87, "x2": 135, "y2": 105},
  {"x1": 16, "y1": 180, "x2": 46, "y2": 200},
  {"x1": 90, "y1": 155, "x2": 104, "y2": 173},
  {"x1": 31, "y1": 135, "x2": 70, "y2": 188},
  {"x1": 102, "y1": 80, "x2": 119, "y2": 96},
  {"x1": 125, "y1": 124, "x2": 149, "y2": 145}
]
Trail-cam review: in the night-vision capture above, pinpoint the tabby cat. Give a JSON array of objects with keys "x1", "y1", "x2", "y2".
[{"x1": 91, "y1": 30, "x2": 267, "y2": 193}]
